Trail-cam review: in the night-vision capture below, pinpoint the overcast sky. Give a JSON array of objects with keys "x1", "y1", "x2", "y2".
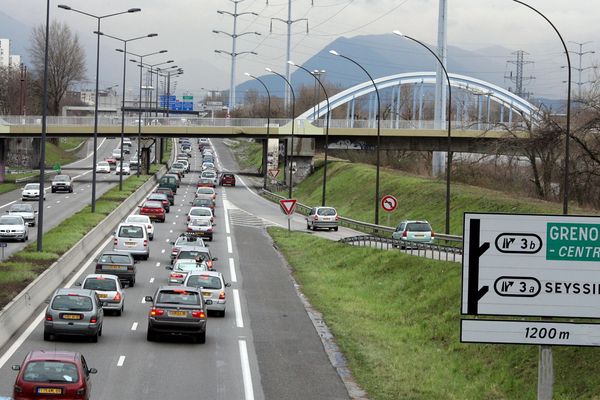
[{"x1": 3, "y1": 0, "x2": 599, "y2": 100}]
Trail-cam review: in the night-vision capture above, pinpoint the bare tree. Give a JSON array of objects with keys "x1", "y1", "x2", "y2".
[{"x1": 29, "y1": 20, "x2": 86, "y2": 115}]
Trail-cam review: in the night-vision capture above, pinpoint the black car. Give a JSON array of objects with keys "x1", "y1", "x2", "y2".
[
  {"x1": 154, "y1": 188, "x2": 175, "y2": 205},
  {"x1": 95, "y1": 251, "x2": 137, "y2": 287},
  {"x1": 145, "y1": 286, "x2": 210, "y2": 343}
]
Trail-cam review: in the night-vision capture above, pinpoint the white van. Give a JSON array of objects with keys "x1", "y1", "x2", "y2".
[{"x1": 113, "y1": 222, "x2": 150, "y2": 260}]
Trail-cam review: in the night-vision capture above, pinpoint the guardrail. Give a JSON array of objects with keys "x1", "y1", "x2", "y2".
[
  {"x1": 260, "y1": 188, "x2": 463, "y2": 245},
  {"x1": 339, "y1": 235, "x2": 462, "y2": 263}
]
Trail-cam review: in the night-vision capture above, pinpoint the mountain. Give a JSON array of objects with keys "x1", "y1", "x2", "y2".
[{"x1": 0, "y1": 10, "x2": 31, "y2": 64}]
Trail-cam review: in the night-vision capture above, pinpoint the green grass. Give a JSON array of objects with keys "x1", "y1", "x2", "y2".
[
  {"x1": 0, "y1": 171, "x2": 39, "y2": 194},
  {"x1": 231, "y1": 139, "x2": 263, "y2": 171},
  {"x1": 269, "y1": 228, "x2": 600, "y2": 400},
  {"x1": 45, "y1": 141, "x2": 78, "y2": 167},
  {"x1": 57, "y1": 138, "x2": 86, "y2": 152},
  {"x1": 162, "y1": 139, "x2": 173, "y2": 164}
]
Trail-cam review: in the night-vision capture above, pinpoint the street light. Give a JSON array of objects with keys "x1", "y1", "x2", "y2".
[
  {"x1": 99, "y1": 32, "x2": 157, "y2": 190},
  {"x1": 329, "y1": 49, "x2": 382, "y2": 225},
  {"x1": 58, "y1": 4, "x2": 141, "y2": 212},
  {"x1": 244, "y1": 72, "x2": 271, "y2": 190},
  {"x1": 393, "y1": 30, "x2": 453, "y2": 235},
  {"x1": 288, "y1": 60, "x2": 331, "y2": 206}
]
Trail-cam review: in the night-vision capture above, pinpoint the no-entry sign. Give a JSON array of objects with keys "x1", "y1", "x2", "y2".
[
  {"x1": 381, "y1": 195, "x2": 398, "y2": 212},
  {"x1": 279, "y1": 199, "x2": 297, "y2": 216}
]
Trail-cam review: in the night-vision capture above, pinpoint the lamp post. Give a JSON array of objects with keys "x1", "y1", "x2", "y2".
[
  {"x1": 329, "y1": 49, "x2": 381, "y2": 225},
  {"x1": 100, "y1": 32, "x2": 157, "y2": 190},
  {"x1": 288, "y1": 61, "x2": 331, "y2": 206},
  {"x1": 58, "y1": 4, "x2": 141, "y2": 212},
  {"x1": 150, "y1": 61, "x2": 174, "y2": 117},
  {"x1": 37, "y1": 0, "x2": 51, "y2": 251},
  {"x1": 244, "y1": 72, "x2": 271, "y2": 189},
  {"x1": 393, "y1": 31, "x2": 453, "y2": 234},
  {"x1": 265, "y1": 67, "x2": 296, "y2": 199},
  {"x1": 157, "y1": 65, "x2": 180, "y2": 117}
]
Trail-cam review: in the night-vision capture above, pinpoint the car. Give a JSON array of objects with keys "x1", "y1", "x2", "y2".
[
  {"x1": 199, "y1": 138, "x2": 209, "y2": 145},
  {"x1": 187, "y1": 206, "x2": 214, "y2": 224},
  {"x1": 115, "y1": 162, "x2": 131, "y2": 175},
  {"x1": 184, "y1": 271, "x2": 230, "y2": 317},
  {"x1": 187, "y1": 218, "x2": 213, "y2": 240},
  {"x1": 159, "y1": 174, "x2": 178, "y2": 194},
  {"x1": 80, "y1": 274, "x2": 125, "y2": 316},
  {"x1": 306, "y1": 206, "x2": 339, "y2": 231},
  {"x1": 0, "y1": 215, "x2": 29, "y2": 241},
  {"x1": 181, "y1": 146, "x2": 192, "y2": 157},
  {"x1": 171, "y1": 162, "x2": 186, "y2": 177},
  {"x1": 166, "y1": 259, "x2": 208, "y2": 285},
  {"x1": 7, "y1": 203, "x2": 37, "y2": 226},
  {"x1": 166, "y1": 171, "x2": 182, "y2": 185},
  {"x1": 112, "y1": 148, "x2": 122, "y2": 160},
  {"x1": 51, "y1": 174, "x2": 74, "y2": 193},
  {"x1": 195, "y1": 187, "x2": 216, "y2": 203},
  {"x1": 202, "y1": 155, "x2": 215, "y2": 164},
  {"x1": 12, "y1": 350, "x2": 97, "y2": 400},
  {"x1": 145, "y1": 286, "x2": 209, "y2": 343},
  {"x1": 170, "y1": 234, "x2": 208, "y2": 262},
  {"x1": 113, "y1": 223, "x2": 150, "y2": 260},
  {"x1": 197, "y1": 178, "x2": 215, "y2": 188},
  {"x1": 21, "y1": 183, "x2": 45, "y2": 201},
  {"x1": 122, "y1": 137, "x2": 132, "y2": 147},
  {"x1": 95, "y1": 251, "x2": 137, "y2": 286},
  {"x1": 129, "y1": 153, "x2": 139, "y2": 167},
  {"x1": 190, "y1": 195, "x2": 215, "y2": 214},
  {"x1": 200, "y1": 170, "x2": 218, "y2": 185},
  {"x1": 147, "y1": 193, "x2": 170, "y2": 213},
  {"x1": 220, "y1": 173, "x2": 236, "y2": 186},
  {"x1": 176, "y1": 158, "x2": 190, "y2": 172},
  {"x1": 174, "y1": 245, "x2": 218, "y2": 270},
  {"x1": 125, "y1": 214, "x2": 155, "y2": 240},
  {"x1": 43, "y1": 288, "x2": 104, "y2": 342},
  {"x1": 392, "y1": 220, "x2": 435, "y2": 248},
  {"x1": 96, "y1": 161, "x2": 111, "y2": 173},
  {"x1": 154, "y1": 187, "x2": 174, "y2": 206},
  {"x1": 139, "y1": 200, "x2": 166, "y2": 223},
  {"x1": 201, "y1": 162, "x2": 215, "y2": 171}
]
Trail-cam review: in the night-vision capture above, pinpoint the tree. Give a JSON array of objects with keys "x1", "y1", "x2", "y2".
[{"x1": 29, "y1": 20, "x2": 86, "y2": 115}]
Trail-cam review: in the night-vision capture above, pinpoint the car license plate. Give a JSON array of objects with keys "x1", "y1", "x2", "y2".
[
  {"x1": 62, "y1": 314, "x2": 82, "y2": 320},
  {"x1": 168, "y1": 311, "x2": 187, "y2": 317},
  {"x1": 414, "y1": 234, "x2": 424, "y2": 238},
  {"x1": 98, "y1": 294, "x2": 108, "y2": 298},
  {"x1": 37, "y1": 387, "x2": 63, "y2": 394},
  {"x1": 125, "y1": 241, "x2": 136, "y2": 247},
  {"x1": 202, "y1": 292, "x2": 212, "y2": 297}
]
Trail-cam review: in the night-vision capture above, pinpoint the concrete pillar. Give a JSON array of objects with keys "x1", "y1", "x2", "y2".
[
  {"x1": 142, "y1": 147, "x2": 150, "y2": 175},
  {"x1": 0, "y1": 139, "x2": 6, "y2": 183}
]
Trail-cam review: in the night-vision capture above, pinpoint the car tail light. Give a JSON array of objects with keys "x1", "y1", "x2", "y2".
[
  {"x1": 219, "y1": 291, "x2": 225, "y2": 300},
  {"x1": 150, "y1": 308, "x2": 164, "y2": 317},
  {"x1": 314, "y1": 215, "x2": 319, "y2": 221},
  {"x1": 431, "y1": 231, "x2": 435, "y2": 237},
  {"x1": 402, "y1": 231, "x2": 407, "y2": 238},
  {"x1": 143, "y1": 240, "x2": 148, "y2": 247},
  {"x1": 207, "y1": 260, "x2": 213, "y2": 269},
  {"x1": 113, "y1": 238, "x2": 118, "y2": 246},
  {"x1": 170, "y1": 273, "x2": 185, "y2": 279},
  {"x1": 76, "y1": 387, "x2": 86, "y2": 396},
  {"x1": 147, "y1": 224, "x2": 152, "y2": 229},
  {"x1": 335, "y1": 215, "x2": 340, "y2": 221},
  {"x1": 13, "y1": 385, "x2": 22, "y2": 394},
  {"x1": 187, "y1": 227, "x2": 193, "y2": 232},
  {"x1": 45, "y1": 314, "x2": 53, "y2": 321},
  {"x1": 191, "y1": 310, "x2": 206, "y2": 318},
  {"x1": 207, "y1": 228, "x2": 213, "y2": 233},
  {"x1": 114, "y1": 292, "x2": 122, "y2": 301},
  {"x1": 90, "y1": 317, "x2": 98, "y2": 324},
  {"x1": 210, "y1": 217, "x2": 214, "y2": 222}
]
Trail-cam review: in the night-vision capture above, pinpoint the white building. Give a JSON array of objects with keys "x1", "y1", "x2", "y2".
[
  {"x1": 9, "y1": 55, "x2": 21, "y2": 68},
  {"x1": 0, "y1": 39, "x2": 10, "y2": 67}
]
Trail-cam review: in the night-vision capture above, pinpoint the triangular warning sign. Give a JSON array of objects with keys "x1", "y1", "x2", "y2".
[
  {"x1": 279, "y1": 199, "x2": 297, "y2": 216},
  {"x1": 268, "y1": 169, "x2": 280, "y2": 179}
]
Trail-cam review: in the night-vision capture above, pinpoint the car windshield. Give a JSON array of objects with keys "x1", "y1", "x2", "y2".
[
  {"x1": 24, "y1": 184, "x2": 39, "y2": 190},
  {"x1": 156, "y1": 290, "x2": 201, "y2": 305},
  {"x1": 54, "y1": 175, "x2": 69, "y2": 182},
  {"x1": 118, "y1": 226, "x2": 144, "y2": 238},
  {"x1": 186, "y1": 275, "x2": 222, "y2": 289},
  {"x1": 317, "y1": 208, "x2": 337, "y2": 216},
  {"x1": 0, "y1": 216, "x2": 22, "y2": 225},
  {"x1": 193, "y1": 199, "x2": 211, "y2": 206},
  {"x1": 98, "y1": 254, "x2": 131, "y2": 264},
  {"x1": 190, "y1": 209, "x2": 211, "y2": 217},
  {"x1": 126, "y1": 216, "x2": 148, "y2": 224},
  {"x1": 9, "y1": 204, "x2": 32, "y2": 212},
  {"x1": 23, "y1": 361, "x2": 79, "y2": 383},
  {"x1": 178, "y1": 250, "x2": 209, "y2": 260},
  {"x1": 175, "y1": 262, "x2": 205, "y2": 272},
  {"x1": 406, "y1": 222, "x2": 432, "y2": 232},
  {"x1": 52, "y1": 295, "x2": 93, "y2": 311},
  {"x1": 83, "y1": 278, "x2": 117, "y2": 291},
  {"x1": 122, "y1": 163, "x2": 129, "y2": 168}
]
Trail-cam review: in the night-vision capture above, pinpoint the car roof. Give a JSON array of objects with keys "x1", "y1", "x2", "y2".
[
  {"x1": 27, "y1": 350, "x2": 80, "y2": 363},
  {"x1": 177, "y1": 244, "x2": 209, "y2": 251},
  {"x1": 83, "y1": 274, "x2": 120, "y2": 281},
  {"x1": 401, "y1": 220, "x2": 431, "y2": 224},
  {"x1": 100, "y1": 251, "x2": 133, "y2": 258},
  {"x1": 186, "y1": 270, "x2": 222, "y2": 278},
  {"x1": 54, "y1": 287, "x2": 95, "y2": 297},
  {"x1": 155, "y1": 285, "x2": 201, "y2": 293}
]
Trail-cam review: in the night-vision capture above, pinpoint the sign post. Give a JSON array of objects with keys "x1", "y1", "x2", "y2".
[
  {"x1": 268, "y1": 169, "x2": 280, "y2": 184},
  {"x1": 0, "y1": 242, "x2": 7, "y2": 261},
  {"x1": 279, "y1": 199, "x2": 297, "y2": 233}
]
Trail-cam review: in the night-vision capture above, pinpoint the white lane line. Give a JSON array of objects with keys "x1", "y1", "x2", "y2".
[
  {"x1": 56, "y1": 201, "x2": 61, "y2": 204},
  {"x1": 227, "y1": 236, "x2": 233, "y2": 254},
  {"x1": 155, "y1": 262, "x2": 161, "y2": 268},
  {"x1": 65, "y1": 196, "x2": 70, "y2": 199},
  {"x1": 165, "y1": 238, "x2": 170, "y2": 242},
  {"x1": 141, "y1": 297, "x2": 146, "y2": 304},
  {"x1": 172, "y1": 222, "x2": 176, "y2": 225},
  {"x1": 0, "y1": 235, "x2": 113, "y2": 370},
  {"x1": 229, "y1": 258, "x2": 237, "y2": 283},
  {"x1": 131, "y1": 322, "x2": 138, "y2": 331},
  {"x1": 46, "y1": 205, "x2": 51, "y2": 209},
  {"x1": 239, "y1": 340, "x2": 255, "y2": 400},
  {"x1": 117, "y1": 355, "x2": 126, "y2": 367},
  {"x1": 178, "y1": 209, "x2": 181, "y2": 212},
  {"x1": 224, "y1": 206, "x2": 231, "y2": 234},
  {"x1": 169, "y1": 230, "x2": 173, "y2": 233},
  {"x1": 175, "y1": 215, "x2": 179, "y2": 218},
  {"x1": 0, "y1": 200, "x2": 16, "y2": 210},
  {"x1": 233, "y1": 289, "x2": 244, "y2": 328},
  {"x1": 149, "y1": 277, "x2": 155, "y2": 283},
  {"x1": 161, "y1": 249, "x2": 165, "y2": 254}
]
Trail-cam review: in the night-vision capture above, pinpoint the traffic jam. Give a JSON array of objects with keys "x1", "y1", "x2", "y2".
[{"x1": 8, "y1": 138, "x2": 235, "y2": 400}]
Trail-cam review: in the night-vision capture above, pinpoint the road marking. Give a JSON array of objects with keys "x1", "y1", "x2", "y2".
[
  {"x1": 131, "y1": 322, "x2": 138, "y2": 331},
  {"x1": 149, "y1": 277, "x2": 155, "y2": 283},
  {"x1": 224, "y1": 206, "x2": 231, "y2": 234},
  {"x1": 165, "y1": 238, "x2": 170, "y2": 242},
  {"x1": 117, "y1": 355, "x2": 126, "y2": 367},
  {"x1": 227, "y1": 236, "x2": 233, "y2": 254},
  {"x1": 46, "y1": 205, "x2": 51, "y2": 209},
  {"x1": 169, "y1": 229, "x2": 173, "y2": 233},
  {"x1": 178, "y1": 209, "x2": 181, "y2": 212},
  {"x1": 229, "y1": 258, "x2": 237, "y2": 283},
  {"x1": 172, "y1": 222, "x2": 176, "y2": 225},
  {"x1": 56, "y1": 201, "x2": 61, "y2": 204},
  {"x1": 0, "y1": 200, "x2": 16, "y2": 210},
  {"x1": 175, "y1": 215, "x2": 179, "y2": 218},
  {"x1": 141, "y1": 297, "x2": 146, "y2": 304},
  {"x1": 233, "y1": 289, "x2": 244, "y2": 328},
  {"x1": 238, "y1": 339, "x2": 255, "y2": 400},
  {"x1": 65, "y1": 196, "x2": 69, "y2": 199},
  {"x1": 155, "y1": 262, "x2": 160, "y2": 267},
  {"x1": 161, "y1": 249, "x2": 165, "y2": 254}
]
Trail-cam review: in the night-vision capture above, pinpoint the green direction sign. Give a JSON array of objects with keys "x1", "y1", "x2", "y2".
[
  {"x1": 546, "y1": 222, "x2": 600, "y2": 261},
  {"x1": 53, "y1": 164, "x2": 61, "y2": 173},
  {"x1": 182, "y1": 95, "x2": 193, "y2": 100}
]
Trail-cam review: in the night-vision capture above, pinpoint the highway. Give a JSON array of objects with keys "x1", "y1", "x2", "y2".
[{"x1": 0, "y1": 139, "x2": 352, "y2": 399}]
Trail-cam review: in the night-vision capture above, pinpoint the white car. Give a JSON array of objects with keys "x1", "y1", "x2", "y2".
[
  {"x1": 97, "y1": 161, "x2": 111, "y2": 173},
  {"x1": 112, "y1": 148, "x2": 122, "y2": 160},
  {"x1": 0, "y1": 215, "x2": 29, "y2": 241},
  {"x1": 80, "y1": 274, "x2": 125, "y2": 316},
  {"x1": 183, "y1": 270, "x2": 230, "y2": 317},
  {"x1": 115, "y1": 162, "x2": 131, "y2": 175},
  {"x1": 130, "y1": 153, "x2": 139, "y2": 167},
  {"x1": 187, "y1": 206, "x2": 214, "y2": 224},
  {"x1": 125, "y1": 214, "x2": 154, "y2": 240},
  {"x1": 200, "y1": 170, "x2": 218, "y2": 185},
  {"x1": 7, "y1": 203, "x2": 37, "y2": 226},
  {"x1": 21, "y1": 183, "x2": 45, "y2": 201},
  {"x1": 201, "y1": 162, "x2": 215, "y2": 171}
]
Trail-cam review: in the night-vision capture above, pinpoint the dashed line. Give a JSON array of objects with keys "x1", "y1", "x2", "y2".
[
  {"x1": 141, "y1": 297, "x2": 146, "y2": 304},
  {"x1": 239, "y1": 340, "x2": 255, "y2": 400},
  {"x1": 169, "y1": 230, "x2": 173, "y2": 233},
  {"x1": 229, "y1": 258, "x2": 237, "y2": 283},
  {"x1": 117, "y1": 356, "x2": 126, "y2": 367},
  {"x1": 233, "y1": 289, "x2": 244, "y2": 328},
  {"x1": 131, "y1": 322, "x2": 138, "y2": 331},
  {"x1": 149, "y1": 277, "x2": 155, "y2": 283},
  {"x1": 161, "y1": 249, "x2": 165, "y2": 254},
  {"x1": 165, "y1": 238, "x2": 170, "y2": 242},
  {"x1": 227, "y1": 236, "x2": 233, "y2": 254},
  {"x1": 155, "y1": 262, "x2": 161, "y2": 267}
]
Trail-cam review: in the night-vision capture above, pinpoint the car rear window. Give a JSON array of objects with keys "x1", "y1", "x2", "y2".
[
  {"x1": 52, "y1": 295, "x2": 93, "y2": 311},
  {"x1": 83, "y1": 278, "x2": 117, "y2": 291},
  {"x1": 175, "y1": 262, "x2": 205, "y2": 272},
  {"x1": 157, "y1": 290, "x2": 201, "y2": 305},
  {"x1": 186, "y1": 275, "x2": 222, "y2": 289},
  {"x1": 118, "y1": 226, "x2": 144, "y2": 238},
  {"x1": 197, "y1": 188, "x2": 215, "y2": 195},
  {"x1": 98, "y1": 254, "x2": 131, "y2": 264},
  {"x1": 178, "y1": 250, "x2": 209, "y2": 261},
  {"x1": 143, "y1": 201, "x2": 163, "y2": 209},
  {"x1": 406, "y1": 223, "x2": 432, "y2": 232},
  {"x1": 317, "y1": 208, "x2": 337, "y2": 216},
  {"x1": 23, "y1": 361, "x2": 79, "y2": 383},
  {"x1": 190, "y1": 209, "x2": 211, "y2": 217},
  {"x1": 193, "y1": 199, "x2": 211, "y2": 206}
]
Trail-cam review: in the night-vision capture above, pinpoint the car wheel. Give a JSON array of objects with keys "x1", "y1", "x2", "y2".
[
  {"x1": 196, "y1": 331, "x2": 206, "y2": 344},
  {"x1": 334, "y1": 227, "x2": 338, "y2": 232},
  {"x1": 115, "y1": 308, "x2": 122, "y2": 317},
  {"x1": 306, "y1": 223, "x2": 310, "y2": 230},
  {"x1": 43, "y1": 331, "x2": 52, "y2": 341},
  {"x1": 217, "y1": 310, "x2": 225, "y2": 318},
  {"x1": 70, "y1": 188, "x2": 73, "y2": 193},
  {"x1": 98, "y1": 326, "x2": 102, "y2": 337},
  {"x1": 312, "y1": 224, "x2": 317, "y2": 231},
  {"x1": 146, "y1": 326, "x2": 156, "y2": 342},
  {"x1": 91, "y1": 332, "x2": 98, "y2": 343},
  {"x1": 150, "y1": 235, "x2": 154, "y2": 241},
  {"x1": 130, "y1": 278, "x2": 136, "y2": 287},
  {"x1": 51, "y1": 188, "x2": 56, "y2": 193}
]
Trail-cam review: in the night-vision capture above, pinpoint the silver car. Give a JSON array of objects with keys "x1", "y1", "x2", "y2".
[
  {"x1": 166, "y1": 260, "x2": 208, "y2": 285},
  {"x1": 306, "y1": 206, "x2": 339, "y2": 231},
  {"x1": 0, "y1": 215, "x2": 29, "y2": 241},
  {"x1": 21, "y1": 183, "x2": 45, "y2": 201},
  {"x1": 43, "y1": 288, "x2": 104, "y2": 342},
  {"x1": 80, "y1": 274, "x2": 125, "y2": 316},
  {"x1": 184, "y1": 270, "x2": 230, "y2": 317},
  {"x1": 113, "y1": 223, "x2": 150, "y2": 260},
  {"x1": 7, "y1": 203, "x2": 37, "y2": 226}
]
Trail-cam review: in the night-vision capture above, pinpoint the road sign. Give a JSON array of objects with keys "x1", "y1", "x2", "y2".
[
  {"x1": 462, "y1": 213, "x2": 600, "y2": 319},
  {"x1": 182, "y1": 95, "x2": 193, "y2": 100},
  {"x1": 381, "y1": 195, "x2": 398, "y2": 212},
  {"x1": 461, "y1": 319, "x2": 600, "y2": 347},
  {"x1": 279, "y1": 199, "x2": 297, "y2": 216},
  {"x1": 0, "y1": 242, "x2": 7, "y2": 247},
  {"x1": 268, "y1": 169, "x2": 279, "y2": 179}
]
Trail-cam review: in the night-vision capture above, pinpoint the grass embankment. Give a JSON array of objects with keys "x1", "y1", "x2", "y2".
[
  {"x1": 270, "y1": 228, "x2": 600, "y2": 400},
  {"x1": 230, "y1": 139, "x2": 263, "y2": 171},
  {"x1": 0, "y1": 173, "x2": 156, "y2": 309}
]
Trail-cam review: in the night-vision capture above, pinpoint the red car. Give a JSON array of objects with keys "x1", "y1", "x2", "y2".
[
  {"x1": 220, "y1": 173, "x2": 236, "y2": 186},
  {"x1": 105, "y1": 157, "x2": 117, "y2": 166},
  {"x1": 12, "y1": 350, "x2": 97, "y2": 400},
  {"x1": 139, "y1": 200, "x2": 166, "y2": 222},
  {"x1": 197, "y1": 178, "x2": 215, "y2": 188}
]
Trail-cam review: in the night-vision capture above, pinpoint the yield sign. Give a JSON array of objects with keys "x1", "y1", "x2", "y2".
[
  {"x1": 279, "y1": 199, "x2": 297, "y2": 215},
  {"x1": 268, "y1": 169, "x2": 280, "y2": 179}
]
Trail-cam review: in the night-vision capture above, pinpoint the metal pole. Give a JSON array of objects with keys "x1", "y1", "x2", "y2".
[
  {"x1": 284, "y1": 0, "x2": 292, "y2": 112},
  {"x1": 248, "y1": 75, "x2": 271, "y2": 190},
  {"x1": 37, "y1": 0, "x2": 50, "y2": 251},
  {"x1": 137, "y1": 57, "x2": 143, "y2": 176},
  {"x1": 119, "y1": 41, "x2": 127, "y2": 190},
  {"x1": 91, "y1": 17, "x2": 101, "y2": 212}
]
